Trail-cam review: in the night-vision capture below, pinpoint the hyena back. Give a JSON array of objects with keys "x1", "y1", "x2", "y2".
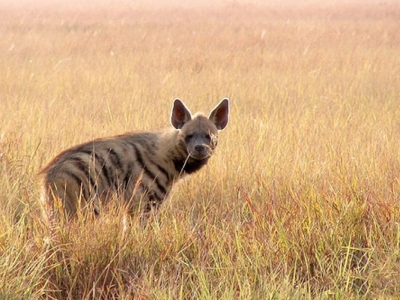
[{"x1": 40, "y1": 98, "x2": 229, "y2": 221}]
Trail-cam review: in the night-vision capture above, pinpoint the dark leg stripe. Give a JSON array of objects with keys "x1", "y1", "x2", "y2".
[
  {"x1": 108, "y1": 148, "x2": 123, "y2": 170},
  {"x1": 123, "y1": 162, "x2": 134, "y2": 189},
  {"x1": 101, "y1": 164, "x2": 113, "y2": 188},
  {"x1": 128, "y1": 141, "x2": 170, "y2": 182},
  {"x1": 155, "y1": 164, "x2": 171, "y2": 182},
  {"x1": 81, "y1": 150, "x2": 114, "y2": 189},
  {"x1": 142, "y1": 139, "x2": 157, "y2": 157},
  {"x1": 70, "y1": 157, "x2": 98, "y2": 193},
  {"x1": 65, "y1": 170, "x2": 83, "y2": 188},
  {"x1": 148, "y1": 192, "x2": 163, "y2": 204},
  {"x1": 131, "y1": 144, "x2": 167, "y2": 196},
  {"x1": 64, "y1": 170, "x2": 89, "y2": 200},
  {"x1": 92, "y1": 152, "x2": 116, "y2": 190}
]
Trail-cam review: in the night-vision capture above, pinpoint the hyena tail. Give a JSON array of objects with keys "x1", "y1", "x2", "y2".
[{"x1": 41, "y1": 175, "x2": 86, "y2": 222}]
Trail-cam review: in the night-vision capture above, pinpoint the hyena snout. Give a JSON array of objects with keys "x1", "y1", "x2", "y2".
[
  {"x1": 190, "y1": 142, "x2": 212, "y2": 160},
  {"x1": 194, "y1": 144, "x2": 206, "y2": 152}
]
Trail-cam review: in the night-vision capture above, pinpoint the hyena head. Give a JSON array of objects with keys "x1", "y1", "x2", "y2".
[{"x1": 171, "y1": 98, "x2": 229, "y2": 160}]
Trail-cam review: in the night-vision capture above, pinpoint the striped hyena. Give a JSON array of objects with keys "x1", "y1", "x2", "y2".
[{"x1": 40, "y1": 98, "x2": 229, "y2": 221}]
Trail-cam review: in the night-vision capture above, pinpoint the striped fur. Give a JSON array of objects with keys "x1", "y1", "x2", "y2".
[{"x1": 40, "y1": 98, "x2": 229, "y2": 221}]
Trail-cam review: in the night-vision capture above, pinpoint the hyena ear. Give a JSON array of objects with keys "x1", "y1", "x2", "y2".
[
  {"x1": 208, "y1": 98, "x2": 229, "y2": 130},
  {"x1": 171, "y1": 98, "x2": 192, "y2": 129}
]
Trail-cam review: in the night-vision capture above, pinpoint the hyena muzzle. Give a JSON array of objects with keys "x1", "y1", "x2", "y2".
[{"x1": 40, "y1": 98, "x2": 229, "y2": 222}]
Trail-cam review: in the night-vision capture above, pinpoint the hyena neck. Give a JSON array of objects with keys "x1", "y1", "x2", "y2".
[{"x1": 172, "y1": 157, "x2": 209, "y2": 176}]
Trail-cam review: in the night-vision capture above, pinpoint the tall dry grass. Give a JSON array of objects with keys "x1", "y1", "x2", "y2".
[{"x1": 1, "y1": 1, "x2": 400, "y2": 298}]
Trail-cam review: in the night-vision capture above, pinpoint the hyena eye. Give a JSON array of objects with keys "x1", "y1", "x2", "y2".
[
  {"x1": 186, "y1": 134, "x2": 194, "y2": 140},
  {"x1": 205, "y1": 134, "x2": 211, "y2": 140}
]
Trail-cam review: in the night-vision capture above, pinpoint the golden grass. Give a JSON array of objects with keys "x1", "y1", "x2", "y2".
[{"x1": 1, "y1": 1, "x2": 400, "y2": 298}]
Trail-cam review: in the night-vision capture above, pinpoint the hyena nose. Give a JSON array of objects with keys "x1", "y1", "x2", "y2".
[{"x1": 195, "y1": 145, "x2": 205, "y2": 152}]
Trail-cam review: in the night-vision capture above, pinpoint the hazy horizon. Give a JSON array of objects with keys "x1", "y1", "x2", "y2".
[{"x1": 0, "y1": 0, "x2": 398, "y2": 11}]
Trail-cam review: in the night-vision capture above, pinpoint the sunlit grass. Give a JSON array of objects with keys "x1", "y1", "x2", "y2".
[{"x1": 1, "y1": 1, "x2": 400, "y2": 298}]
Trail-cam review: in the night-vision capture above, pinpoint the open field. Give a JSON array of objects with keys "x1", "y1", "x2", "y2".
[{"x1": 1, "y1": 0, "x2": 400, "y2": 298}]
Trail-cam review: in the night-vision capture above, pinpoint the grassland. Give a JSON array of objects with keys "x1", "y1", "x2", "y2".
[{"x1": 1, "y1": 0, "x2": 400, "y2": 299}]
